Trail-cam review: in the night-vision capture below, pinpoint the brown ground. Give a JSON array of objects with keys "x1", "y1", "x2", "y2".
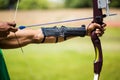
[{"x1": 0, "y1": 8, "x2": 120, "y2": 27}]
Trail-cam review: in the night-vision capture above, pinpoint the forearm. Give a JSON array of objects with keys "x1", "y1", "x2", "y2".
[
  {"x1": 0, "y1": 28, "x2": 43, "y2": 49},
  {"x1": 0, "y1": 25, "x2": 86, "y2": 49},
  {"x1": 0, "y1": 28, "x2": 71, "y2": 49},
  {"x1": 41, "y1": 26, "x2": 86, "y2": 43}
]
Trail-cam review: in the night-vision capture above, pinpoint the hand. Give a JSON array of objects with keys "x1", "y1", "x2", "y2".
[
  {"x1": 0, "y1": 21, "x2": 18, "y2": 37},
  {"x1": 86, "y1": 23, "x2": 106, "y2": 37}
]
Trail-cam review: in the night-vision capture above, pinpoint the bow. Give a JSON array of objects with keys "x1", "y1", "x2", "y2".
[
  {"x1": 14, "y1": 0, "x2": 115, "y2": 79},
  {"x1": 91, "y1": 0, "x2": 111, "y2": 80}
]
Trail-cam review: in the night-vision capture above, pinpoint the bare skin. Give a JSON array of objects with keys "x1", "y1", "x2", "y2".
[
  {"x1": 0, "y1": 21, "x2": 17, "y2": 38},
  {"x1": 0, "y1": 22, "x2": 106, "y2": 49}
]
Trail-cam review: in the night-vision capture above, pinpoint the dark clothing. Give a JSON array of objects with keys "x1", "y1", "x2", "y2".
[{"x1": 0, "y1": 49, "x2": 10, "y2": 80}]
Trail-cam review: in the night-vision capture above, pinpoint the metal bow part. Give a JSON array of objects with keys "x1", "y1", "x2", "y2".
[{"x1": 91, "y1": 0, "x2": 111, "y2": 80}]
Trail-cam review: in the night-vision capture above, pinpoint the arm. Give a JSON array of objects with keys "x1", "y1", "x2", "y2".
[
  {"x1": 0, "y1": 27, "x2": 73, "y2": 49},
  {"x1": 0, "y1": 23, "x2": 106, "y2": 49}
]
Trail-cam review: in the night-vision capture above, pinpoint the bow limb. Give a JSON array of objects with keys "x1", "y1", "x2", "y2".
[{"x1": 91, "y1": 32, "x2": 103, "y2": 80}]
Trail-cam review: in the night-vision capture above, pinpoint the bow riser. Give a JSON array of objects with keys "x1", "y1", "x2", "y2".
[{"x1": 93, "y1": 0, "x2": 103, "y2": 24}]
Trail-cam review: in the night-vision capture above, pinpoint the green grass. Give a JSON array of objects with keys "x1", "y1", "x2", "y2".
[{"x1": 2, "y1": 27, "x2": 120, "y2": 80}]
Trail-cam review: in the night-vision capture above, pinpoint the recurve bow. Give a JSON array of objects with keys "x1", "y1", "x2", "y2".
[{"x1": 91, "y1": 0, "x2": 111, "y2": 80}]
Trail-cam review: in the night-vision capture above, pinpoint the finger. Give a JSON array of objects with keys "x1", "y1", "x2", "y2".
[
  {"x1": 8, "y1": 27, "x2": 18, "y2": 32},
  {"x1": 93, "y1": 23, "x2": 103, "y2": 31},
  {"x1": 95, "y1": 29, "x2": 104, "y2": 37},
  {"x1": 102, "y1": 25, "x2": 106, "y2": 32},
  {"x1": 101, "y1": 27, "x2": 106, "y2": 32},
  {"x1": 95, "y1": 29, "x2": 101, "y2": 37},
  {"x1": 95, "y1": 23, "x2": 107, "y2": 33},
  {"x1": 7, "y1": 22, "x2": 16, "y2": 27},
  {"x1": 102, "y1": 23, "x2": 107, "y2": 28},
  {"x1": 97, "y1": 34, "x2": 102, "y2": 37},
  {"x1": 93, "y1": 23, "x2": 101, "y2": 28},
  {"x1": 97, "y1": 28, "x2": 104, "y2": 34},
  {"x1": 0, "y1": 31, "x2": 10, "y2": 37},
  {"x1": 95, "y1": 29, "x2": 101, "y2": 34},
  {"x1": 94, "y1": 23, "x2": 106, "y2": 30}
]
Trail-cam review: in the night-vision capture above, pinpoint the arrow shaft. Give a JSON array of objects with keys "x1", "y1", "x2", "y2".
[
  {"x1": 27, "y1": 17, "x2": 93, "y2": 27},
  {"x1": 21, "y1": 13, "x2": 116, "y2": 28}
]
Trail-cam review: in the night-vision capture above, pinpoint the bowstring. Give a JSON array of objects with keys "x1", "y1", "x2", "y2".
[
  {"x1": 13, "y1": 0, "x2": 36, "y2": 79},
  {"x1": 13, "y1": 0, "x2": 20, "y2": 21},
  {"x1": 13, "y1": 0, "x2": 24, "y2": 53}
]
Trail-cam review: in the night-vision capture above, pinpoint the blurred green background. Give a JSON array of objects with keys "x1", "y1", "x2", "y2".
[
  {"x1": 0, "y1": 0, "x2": 120, "y2": 80},
  {"x1": 0, "y1": 0, "x2": 120, "y2": 9}
]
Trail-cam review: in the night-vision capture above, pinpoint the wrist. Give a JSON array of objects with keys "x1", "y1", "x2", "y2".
[{"x1": 86, "y1": 23, "x2": 92, "y2": 36}]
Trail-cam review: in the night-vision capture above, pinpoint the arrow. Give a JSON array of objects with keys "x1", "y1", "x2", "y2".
[{"x1": 19, "y1": 13, "x2": 116, "y2": 29}]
